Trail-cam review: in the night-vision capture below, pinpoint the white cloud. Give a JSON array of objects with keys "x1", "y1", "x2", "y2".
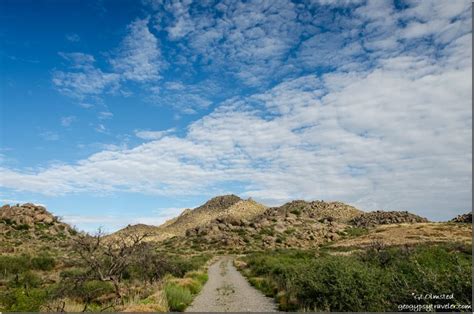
[
  {"x1": 153, "y1": 0, "x2": 303, "y2": 86},
  {"x1": 95, "y1": 124, "x2": 108, "y2": 134},
  {"x1": 135, "y1": 128, "x2": 175, "y2": 140},
  {"x1": 60, "y1": 116, "x2": 76, "y2": 127},
  {"x1": 58, "y1": 52, "x2": 95, "y2": 69},
  {"x1": 98, "y1": 111, "x2": 113, "y2": 120},
  {"x1": 2, "y1": 25, "x2": 471, "y2": 219},
  {"x1": 110, "y1": 18, "x2": 162, "y2": 82},
  {"x1": 53, "y1": 52, "x2": 119, "y2": 101},
  {"x1": 5, "y1": 0, "x2": 472, "y2": 221},
  {"x1": 79, "y1": 102, "x2": 94, "y2": 109},
  {"x1": 52, "y1": 67, "x2": 120, "y2": 100},
  {"x1": 148, "y1": 80, "x2": 217, "y2": 113}
]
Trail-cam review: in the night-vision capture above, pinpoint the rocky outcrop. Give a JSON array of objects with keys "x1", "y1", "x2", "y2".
[
  {"x1": 110, "y1": 195, "x2": 268, "y2": 242},
  {"x1": 0, "y1": 203, "x2": 78, "y2": 253},
  {"x1": 193, "y1": 195, "x2": 242, "y2": 213},
  {"x1": 157, "y1": 197, "x2": 267, "y2": 240},
  {"x1": 174, "y1": 200, "x2": 363, "y2": 251},
  {"x1": 350, "y1": 210, "x2": 429, "y2": 227},
  {"x1": 450, "y1": 212, "x2": 472, "y2": 223}
]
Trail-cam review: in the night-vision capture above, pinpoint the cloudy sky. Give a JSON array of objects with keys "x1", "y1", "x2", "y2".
[{"x1": 0, "y1": 0, "x2": 471, "y2": 232}]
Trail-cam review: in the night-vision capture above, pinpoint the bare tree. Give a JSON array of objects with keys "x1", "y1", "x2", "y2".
[{"x1": 72, "y1": 228, "x2": 148, "y2": 302}]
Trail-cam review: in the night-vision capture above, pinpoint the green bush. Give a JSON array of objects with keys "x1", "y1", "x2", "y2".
[
  {"x1": 165, "y1": 253, "x2": 211, "y2": 277},
  {"x1": 243, "y1": 244, "x2": 472, "y2": 311},
  {"x1": 0, "y1": 254, "x2": 56, "y2": 278},
  {"x1": 248, "y1": 277, "x2": 277, "y2": 297},
  {"x1": 0, "y1": 255, "x2": 31, "y2": 278},
  {"x1": 0, "y1": 287, "x2": 48, "y2": 312},
  {"x1": 70, "y1": 280, "x2": 114, "y2": 304},
  {"x1": 7, "y1": 271, "x2": 42, "y2": 289},
  {"x1": 184, "y1": 271, "x2": 208, "y2": 285},
  {"x1": 14, "y1": 224, "x2": 30, "y2": 230},
  {"x1": 59, "y1": 267, "x2": 86, "y2": 279},
  {"x1": 344, "y1": 227, "x2": 369, "y2": 237},
  {"x1": 31, "y1": 255, "x2": 56, "y2": 271},
  {"x1": 164, "y1": 282, "x2": 193, "y2": 312}
]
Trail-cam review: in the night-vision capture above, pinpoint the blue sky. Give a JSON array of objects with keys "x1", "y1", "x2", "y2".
[{"x1": 0, "y1": 0, "x2": 472, "y2": 232}]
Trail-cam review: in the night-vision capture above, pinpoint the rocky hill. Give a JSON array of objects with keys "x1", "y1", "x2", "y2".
[
  {"x1": 162, "y1": 200, "x2": 364, "y2": 251},
  {"x1": 349, "y1": 210, "x2": 429, "y2": 227},
  {"x1": 450, "y1": 212, "x2": 472, "y2": 223},
  {"x1": 110, "y1": 195, "x2": 268, "y2": 242},
  {"x1": 0, "y1": 203, "x2": 78, "y2": 253}
]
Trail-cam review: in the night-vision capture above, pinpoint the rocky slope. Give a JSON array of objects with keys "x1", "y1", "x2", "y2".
[
  {"x1": 0, "y1": 203, "x2": 78, "y2": 253},
  {"x1": 450, "y1": 212, "x2": 472, "y2": 223},
  {"x1": 350, "y1": 210, "x2": 429, "y2": 227},
  {"x1": 163, "y1": 200, "x2": 364, "y2": 251},
  {"x1": 110, "y1": 195, "x2": 268, "y2": 242}
]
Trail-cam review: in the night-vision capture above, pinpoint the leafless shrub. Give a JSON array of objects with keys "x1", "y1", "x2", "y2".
[{"x1": 72, "y1": 228, "x2": 149, "y2": 302}]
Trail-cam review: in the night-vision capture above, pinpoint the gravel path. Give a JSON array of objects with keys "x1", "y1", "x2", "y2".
[{"x1": 186, "y1": 256, "x2": 277, "y2": 312}]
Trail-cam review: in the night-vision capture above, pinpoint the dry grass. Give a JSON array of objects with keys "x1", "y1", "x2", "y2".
[
  {"x1": 332, "y1": 222, "x2": 472, "y2": 249},
  {"x1": 121, "y1": 288, "x2": 168, "y2": 312}
]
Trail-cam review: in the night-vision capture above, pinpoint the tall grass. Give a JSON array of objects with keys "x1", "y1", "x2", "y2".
[{"x1": 164, "y1": 282, "x2": 194, "y2": 312}]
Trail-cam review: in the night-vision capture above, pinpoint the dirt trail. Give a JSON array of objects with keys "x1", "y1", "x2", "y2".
[{"x1": 186, "y1": 256, "x2": 277, "y2": 312}]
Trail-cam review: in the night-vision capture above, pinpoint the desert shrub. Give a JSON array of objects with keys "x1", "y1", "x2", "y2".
[
  {"x1": 125, "y1": 253, "x2": 170, "y2": 283},
  {"x1": 385, "y1": 244, "x2": 472, "y2": 306},
  {"x1": 344, "y1": 227, "x2": 369, "y2": 237},
  {"x1": 0, "y1": 254, "x2": 30, "y2": 278},
  {"x1": 31, "y1": 254, "x2": 56, "y2": 271},
  {"x1": 290, "y1": 258, "x2": 389, "y2": 311},
  {"x1": 0, "y1": 287, "x2": 48, "y2": 312},
  {"x1": 0, "y1": 254, "x2": 56, "y2": 278},
  {"x1": 259, "y1": 228, "x2": 275, "y2": 236},
  {"x1": 243, "y1": 244, "x2": 472, "y2": 311},
  {"x1": 289, "y1": 209, "x2": 302, "y2": 216},
  {"x1": 69, "y1": 280, "x2": 114, "y2": 305},
  {"x1": 169, "y1": 278, "x2": 202, "y2": 295},
  {"x1": 14, "y1": 223, "x2": 30, "y2": 230},
  {"x1": 7, "y1": 271, "x2": 42, "y2": 290},
  {"x1": 164, "y1": 253, "x2": 211, "y2": 277},
  {"x1": 184, "y1": 271, "x2": 208, "y2": 285},
  {"x1": 164, "y1": 282, "x2": 193, "y2": 312},
  {"x1": 248, "y1": 277, "x2": 277, "y2": 297},
  {"x1": 60, "y1": 268, "x2": 87, "y2": 280}
]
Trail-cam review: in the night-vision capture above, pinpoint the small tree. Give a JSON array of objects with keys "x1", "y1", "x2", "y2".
[
  {"x1": 129, "y1": 242, "x2": 171, "y2": 284},
  {"x1": 72, "y1": 228, "x2": 148, "y2": 302}
]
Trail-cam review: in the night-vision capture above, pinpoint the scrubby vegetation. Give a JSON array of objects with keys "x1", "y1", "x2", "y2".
[
  {"x1": 0, "y1": 231, "x2": 210, "y2": 312},
  {"x1": 240, "y1": 243, "x2": 472, "y2": 311}
]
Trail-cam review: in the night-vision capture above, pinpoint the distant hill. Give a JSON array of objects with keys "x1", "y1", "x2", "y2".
[
  {"x1": 2, "y1": 199, "x2": 470, "y2": 255},
  {"x1": 0, "y1": 203, "x2": 78, "y2": 253},
  {"x1": 350, "y1": 210, "x2": 429, "y2": 227},
  {"x1": 450, "y1": 212, "x2": 472, "y2": 223},
  {"x1": 109, "y1": 195, "x2": 267, "y2": 242},
  {"x1": 161, "y1": 200, "x2": 365, "y2": 251}
]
